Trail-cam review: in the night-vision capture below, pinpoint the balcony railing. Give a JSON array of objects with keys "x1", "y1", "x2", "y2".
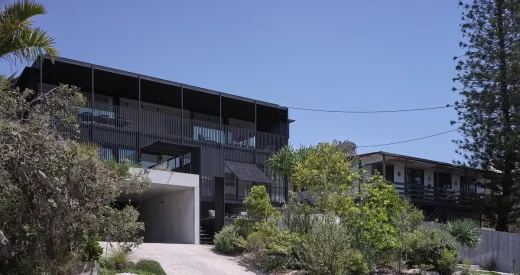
[
  {"x1": 70, "y1": 101, "x2": 287, "y2": 152},
  {"x1": 393, "y1": 182, "x2": 484, "y2": 206}
]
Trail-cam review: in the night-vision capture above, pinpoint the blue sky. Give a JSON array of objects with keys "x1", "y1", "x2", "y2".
[{"x1": 0, "y1": 1, "x2": 465, "y2": 163}]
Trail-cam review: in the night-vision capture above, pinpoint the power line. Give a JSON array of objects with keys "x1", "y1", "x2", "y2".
[
  {"x1": 288, "y1": 104, "x2": 452, "y2": 114},
  {"x1": 357, "y1": 128, "x2": 459, "y2": 148}
]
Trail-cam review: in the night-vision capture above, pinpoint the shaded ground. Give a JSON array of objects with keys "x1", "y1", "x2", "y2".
[{"x1": 101, "y1": 243, "x2": 261, "y2": 275}]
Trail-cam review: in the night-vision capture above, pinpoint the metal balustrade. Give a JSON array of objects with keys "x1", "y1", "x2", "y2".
[
  {"x1": 393, "y1": 182, "x2": 484, "y2": 206},
  {"x1": 59, "y1": 101, "x2": 287, "y2": 153}
]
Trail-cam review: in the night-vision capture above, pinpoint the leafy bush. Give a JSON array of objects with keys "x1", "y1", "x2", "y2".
[
  {"x1": 407, "y1": 225, "x2": 459, "y2": 270},
  {"x1": 435, "y1": 248, "x2": 458, "y2": 273},
  {"x1": 461, "y1": 259, "x2": 472, "y2": 275},
  {"x1": 233, "y1": 218, "x2": 254, "y2": 238},
  {"x1": 244, "y1": 185, "x2": 279, "y2": 221},
  {"x1": 134, "y1": 260, "x2": 166, "y2": 275},
  {"x1": 214, "y1": 225, "x2": 246, "y2": 255},
  {"x1": 247, "y1": 221, "x2": 300, "y2": 256},
  {"x1": 296, "y1": 216, "x2": 368, "y2": 275},
  {"x1": 82, "y1": 235, "x2": 104, "y2": 261},
  {"x1": 281, "y1": 192, "x2": 315, "y2": 235},
  {"x1": 443, "y1": 219, "x2": 482, "y2": 248}
]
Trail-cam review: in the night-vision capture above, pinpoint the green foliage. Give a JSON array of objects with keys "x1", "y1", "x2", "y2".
[
  {"x1": 454, "y1": 0, "x2": 520, "y2": 232},
  {"x1": 108, "y1": 245, "x2": 134, "y2": 270},
  {"x1": 134, "y1": 260, "x2": 167, "y2": 275},
  {"x1": 214, "y1": 225, "x2": 246, "y2": 255},
  {"x1": 293, "y1": 142, "x2": 359, "y2": 216},
  {"x1": 462, "y1": 259, "x2": 472, "y2": 275},
  {"x1": 485, "y1": 254, "x2": 497, "y2": 271},
  {"x1": 266, "y1": 145, "x2": 314, "y2": 179},
  {"x1": 281, "y1": 191, "x2": 315, "y2": 235},
  {"x1": 0, "y1": 84, "x2": 150, "y2": 274},
  {"x1": 247, "y1": 221, "x2": 301, "y2": 256},
  {"x1": 436, "y1": 248, "x2": 458, "y2": 274},
  {"x1": 407, "y1": 225, "x2": 459, "y2": 270},
  {"x1": 296, "y1": 215, "x2": 369, "y2": 275},
  {"x1": 82, "y1": 235, "x2": 103, "y2": 261},
  {"x1": 0, "y1": 0, "x2": 58, "y2": 66},
  {"x1": 233, "y1": 218, "x2": 254, "y2": 238},
  {"x1": 443, "y1": 219, "x2": 482, "y2": 248},
  {"x1": 351, "y1": 178, "x2": 403, "y2": 268},
  {"x1": 243, "y1": 185, "x2": 278, "y2": 221}
]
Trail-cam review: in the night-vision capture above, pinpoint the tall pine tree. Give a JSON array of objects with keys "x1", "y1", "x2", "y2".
[{"x1": 454, "y1": 0, "x2": 520, "y2": 231}]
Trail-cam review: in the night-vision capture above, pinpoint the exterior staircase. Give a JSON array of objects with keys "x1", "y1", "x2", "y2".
[
  {"x1": 426, "y1": 206, "x2": 448, "y2": 222},
  {"x1": 200, "y1": 227, "x2": 213, "y2": 245}
]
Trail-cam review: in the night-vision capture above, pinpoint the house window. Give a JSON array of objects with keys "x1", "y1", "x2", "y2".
[
  {"x1": 460, "y1": 176, "x2": 477, "y2": 193},
  {"x1": 224, "y1": 167, "x2": 237, "y2": 199},
  {"x1": 434, "y1": 172, "x2": 452, "y2": 189},
  {"x1": 406, "y1": 168, "x2": 424, "y2": 186},
  {"x1": 371, "y1": 162, "x2": 395, "y2": 182},
  {"x1": 385, "y1": 165, "x2": 394, "y2": 183}
]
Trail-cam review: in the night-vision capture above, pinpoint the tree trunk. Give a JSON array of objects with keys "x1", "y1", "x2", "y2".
[
  {"x1": 495, "y1": 0, "x2": 514, "y2": 232},
  {"x1": 48, "y1": 210, "x2": 60, "y2": 260}
]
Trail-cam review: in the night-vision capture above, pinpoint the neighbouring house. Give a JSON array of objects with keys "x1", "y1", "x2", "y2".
[
  {"x1": 14, "y1": 56, "x2": 291, "y2": 244},
  {"x1": 359, "y1": 151, "x2": 496, "y2": 228}
]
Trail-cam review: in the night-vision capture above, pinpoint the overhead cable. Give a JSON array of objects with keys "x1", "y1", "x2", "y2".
[{"x1": 357, "y1": 128, "x2": 459, "y2": 148}]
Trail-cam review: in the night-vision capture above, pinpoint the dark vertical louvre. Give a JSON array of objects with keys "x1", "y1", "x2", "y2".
[{"x1": 214, "y1": 177, "x2": 225, "y2": 233}]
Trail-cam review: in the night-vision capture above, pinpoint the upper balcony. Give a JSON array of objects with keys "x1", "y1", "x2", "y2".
[
  {"x1": 71, "y1": 100, "x2": 287, "y2": 153},
  {"x1": 15, "y1": 56, "x2": 291, "y2": 154}
]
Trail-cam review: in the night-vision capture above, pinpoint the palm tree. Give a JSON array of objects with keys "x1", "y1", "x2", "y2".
[
  {"x1": 266, "y1": 145, "x2": 314, "y2": 192},
  {"x1": 0, "y1": 0, "x2": 58, "y2": 65}
]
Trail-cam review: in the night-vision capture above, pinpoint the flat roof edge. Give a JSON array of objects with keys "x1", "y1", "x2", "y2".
[{"x1": 39, "y1": 56, "x2": 287, "y2": 109}]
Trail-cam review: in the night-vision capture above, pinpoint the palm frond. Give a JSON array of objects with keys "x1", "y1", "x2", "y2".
[
  {"x1": 1, "y1": 0, "x2": 46, "y2": 23},
  {"x1": 0, "y1": 27, "x2": 57, "y2": 64},
  {"x1": 0, "y1": 0, "x2": 56, "y2": 65},
  {"x1": 266, "y1": 145, "x2": 296, "y2": 177}
]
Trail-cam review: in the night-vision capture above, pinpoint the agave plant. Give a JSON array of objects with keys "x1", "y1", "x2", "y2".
[{"x1": 443, "y1": 219, "x2": 482, "y2": 248}]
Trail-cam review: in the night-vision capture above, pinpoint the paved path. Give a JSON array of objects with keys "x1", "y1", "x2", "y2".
[{"x1": 102, "y1": 243, "x2": 261, "y2": 275}]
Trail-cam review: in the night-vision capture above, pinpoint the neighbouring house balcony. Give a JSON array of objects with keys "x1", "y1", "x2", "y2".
[
  {"x1": 392, "y1": 181, "x2": 484, "y2": 207},
  {"x1": 359, "y1": 152, "x2": 494, "y2": 211},
  {"x1": 58, "y1": 101, "x2": 287, "y2": 157}
]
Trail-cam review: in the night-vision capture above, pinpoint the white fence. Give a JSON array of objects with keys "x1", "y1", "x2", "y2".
[{"x1": 460, "y1": 229, "x2": 520, "y2": 273}]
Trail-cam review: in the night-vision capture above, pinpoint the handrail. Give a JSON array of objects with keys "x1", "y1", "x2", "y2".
[
  {"x1": 391, "y1": 181, "x2": 484, "y2": 205},
  {"x1": 73, "y1": 101, "x2": 287, "y2": 152}
]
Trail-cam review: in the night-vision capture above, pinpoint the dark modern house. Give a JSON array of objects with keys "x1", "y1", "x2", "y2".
[
  {"x1": 15, "y1": 56, "x2": 290, "y2": 243},
  {"x1": 359, "y1": 151, "x2": 495, "y2": 227}
]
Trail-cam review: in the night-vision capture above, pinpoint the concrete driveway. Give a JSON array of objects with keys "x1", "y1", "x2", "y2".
[{"x1": 102, "y1": 243, "x2": 260, "y2": 275}]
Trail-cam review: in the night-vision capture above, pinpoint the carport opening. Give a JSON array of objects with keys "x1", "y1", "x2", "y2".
[{"x1": 118, "y1": 183, "x2": 197, "y2": 244}]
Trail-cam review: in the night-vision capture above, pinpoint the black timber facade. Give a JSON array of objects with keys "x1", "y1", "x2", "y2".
[{"x1": 15, "y1": 56, "x2": 290, "y2": 237}]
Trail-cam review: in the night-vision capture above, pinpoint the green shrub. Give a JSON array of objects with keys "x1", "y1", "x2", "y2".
[
  {"x1": 134, "y1": 260, "x2": 166, "y2": 275},
  {"x1": 233, "y1": 218, "x2": 254, "y2": 238},
  {"x1": 247, "y1": 221, "x2": 300, "y2": 256},
  {"x1": 244, "y1": 185, "x2": 279, "y2": 221},
  {"x1": 408, "y1": 225, "x2": 459, "y2": 268},
  {"x1": 461, "y1": 259, "x2": 472, "y2": 275},
  {"x1": 108, "y1": 245, "x2": 134, "y2": 270},
  {"x1": 443, "y1": 219, "x2": 482, "y2": 248},
  {"x1": 99, "y1": 258, "x2": 116, "y2": 270},
  {"x1": 435, "y1": 248, "x2": 458, "y2": 274},
  {"x1": 82, "y1": 235, "x2": 104, "y2": 261},
  {"x1": 296, "y1": 216, "x2": 368, "y2": 275},
  {"x1": 214, "y1": 225, "x2": 246, "y2": 255},
  {"x1": 486, "y1": 254, "x2": 497, "y2": 271}
]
